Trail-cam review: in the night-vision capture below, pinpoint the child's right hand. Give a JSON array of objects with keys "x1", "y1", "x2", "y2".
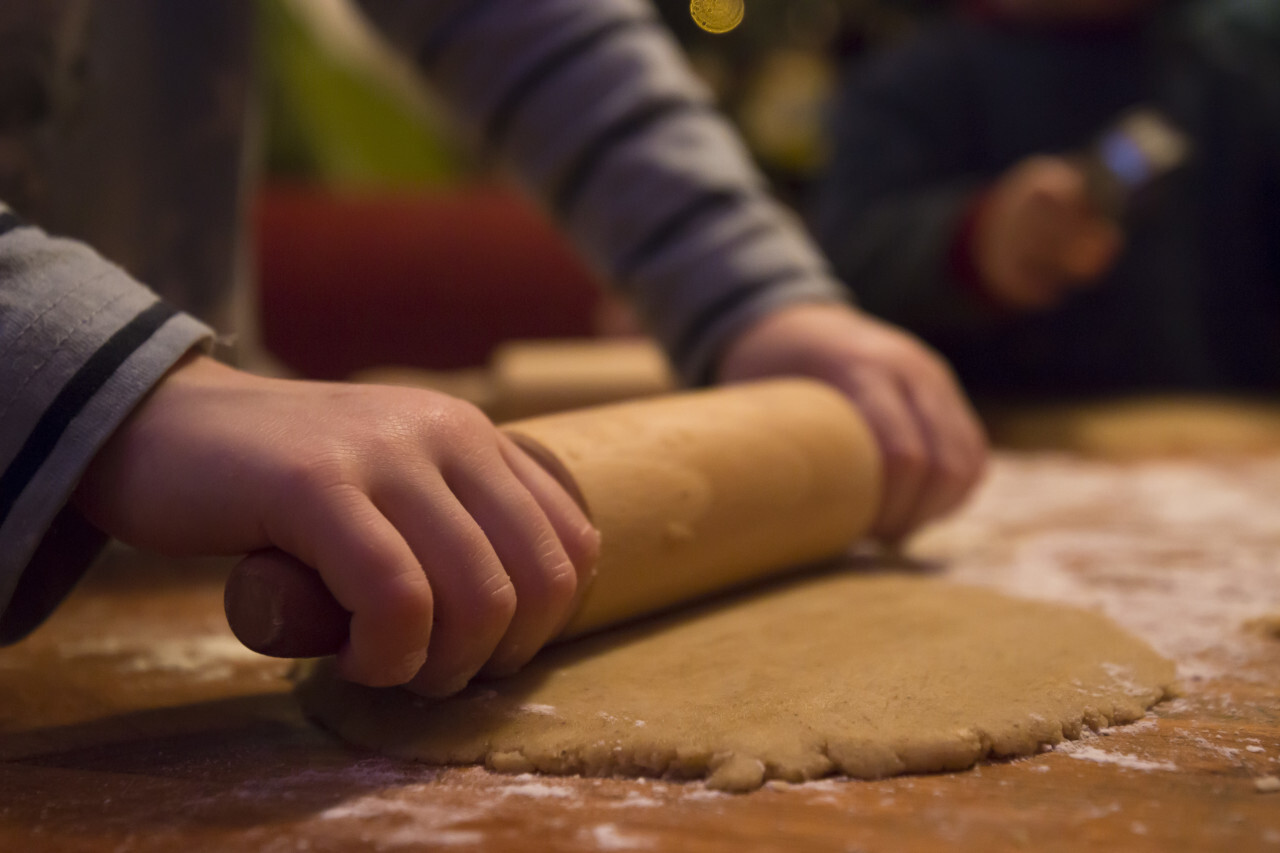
[
  {"x1": 973, "y1": 155, "x2": 1124, "y2": 310},
  {"x1": 72, "y1": 353, "x2": 600, "y2": 696}
]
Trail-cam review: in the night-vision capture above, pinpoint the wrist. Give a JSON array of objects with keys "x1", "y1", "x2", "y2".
[
  {"x1": 948, "y1": 188, "x2": 1009, "y2": 311},
  {"x1": 72, "y1": 351, "x2": 239, "y2": 518}
]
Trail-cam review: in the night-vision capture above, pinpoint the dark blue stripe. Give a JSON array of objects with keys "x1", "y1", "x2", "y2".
[
  {"x1": 0, "y1": 301, "x2": 179, "y2": 527},
  {"x1": 617, "y1": 189, "x2": 745, "y2": 278},
  {"x1": 555, "y1": 99, "x2": 708, "y2": 216},
  {"x1": 418, "y1": 0, "x2": 506, "y2": 67},
  {"x1": 485, "y1": 17, "x2": 656, "y2": 147},
  {"x1": 673, "y1": 269, "x2": 813, "y2": 384}
]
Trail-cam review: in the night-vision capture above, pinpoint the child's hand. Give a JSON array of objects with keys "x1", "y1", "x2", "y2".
[
  {"x1": 717, "y1": 303, "x2": 987, "y2": 543},
  {"x1": 974, "y1": 155, "x2": 1124, "y2": 310},
  {"x1": 73, "y1": 354, "x2": 600, "y2": 696}
]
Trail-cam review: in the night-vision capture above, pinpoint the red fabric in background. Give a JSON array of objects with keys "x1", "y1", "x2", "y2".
[{"x1": 254, "y1": 183, "x2": 602, "y2": 379}]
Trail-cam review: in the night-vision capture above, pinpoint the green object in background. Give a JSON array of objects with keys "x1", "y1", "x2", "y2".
[{"x1": 257, "y1": 0, "x2": 470, "y2": 188}]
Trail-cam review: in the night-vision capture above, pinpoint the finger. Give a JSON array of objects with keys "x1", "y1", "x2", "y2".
[
  {"x1": 999, "y1": 203, "x2": 1073, "y2": 308},
  {"x1": 1011, "y1": 258, "x2": 1067, "y2": 308},
  {"x1": 841, "y1": 368, "x2": 931, "y2": 543},
  {"x1": 899, "y1": 377, "x2": 988, "y2": 530},
  {"x1": 1062, "y1": 218, "x2": 1124, "y2": 283},
  {"x1": 441, "y1": 443, "x2": 583, "y2": 677},
  {"x1": 375, "y1": 470, "x2": 517, "y2": 697},
  {"x1": 497, "y1": 432, "x2": 601, "y2": 634},
  {"x1": 267, "y1": 487, "x2": 434, "y2": 688},
  {"x1": 1031, "y1": 156, "x2": 1089, "y2": 206}
]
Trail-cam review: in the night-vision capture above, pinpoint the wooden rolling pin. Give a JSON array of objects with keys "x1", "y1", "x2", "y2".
[
  {"x1": 489, "y1": 337, "x2": 676, "y2": 420},
  {"x1": 224, "y1": 379, "x2": 882, "y2": 657}
]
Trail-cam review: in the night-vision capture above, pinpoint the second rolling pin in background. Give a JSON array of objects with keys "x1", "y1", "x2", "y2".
[{"x1": 224, "y1": 378, "x2": 882, "y2": 656}]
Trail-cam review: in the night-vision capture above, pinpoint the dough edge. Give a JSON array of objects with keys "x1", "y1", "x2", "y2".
[{"x1": 294, "y1": 575, "x2": 1177, "y2": 793}]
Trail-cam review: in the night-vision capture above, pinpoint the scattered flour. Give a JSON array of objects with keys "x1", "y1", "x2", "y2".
[
  {"x1": 1184, "y1": 734, "x2": 1247, "y2": 763},
  {"x1": 315, "y1": 790, "x2": 489, "y2": 849},
  {"x1": 59, "y1": 633, "x2": 264, "y2": 680},
  {"x1": 319, "y1": 796, "x2": 457, "y2": 822},
  {"x1": 498, "y1": 779, "x2": 578, "y2": 800},
  {"x1": 1058, "y1": 745, "x2": 1178, "y2": 773},
  {"x1": 683, "y1": 788, "x2": 728, "y2": 801},
  {"x1": 918, "y1": 455, "x2": 1280, "y2": 684},
  {"x1": 584, "y1": 823, "x2": 654, "y2": 850},
  {"x1": 610, "y1": 792, "x2": 662, "y2": 808},
  {"x1": 234, "y1": 760, "x2": 437, "y2": 800},
  {"x1": 1255, "y1": 776, "x2": 1280, "y2": 794}
]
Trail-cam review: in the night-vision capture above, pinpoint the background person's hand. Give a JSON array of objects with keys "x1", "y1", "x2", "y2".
[
  {"x1": 717, "y1": 302, "x2": 987, "y2": 542},
  {"x1": 72, "y1": 353, "x2": 600, "y2": 696},
  {"x1": 973, "y1": 155, "x2": 1124, "y2": 310}
]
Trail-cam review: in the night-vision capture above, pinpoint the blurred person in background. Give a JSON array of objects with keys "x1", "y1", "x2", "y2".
[{"x1": 812, "y1": 0, "x2": 1280, "y2": 401}]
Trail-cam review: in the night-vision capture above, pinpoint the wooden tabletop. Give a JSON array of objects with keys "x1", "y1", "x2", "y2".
[{"x1": 2, "y1": 450, "x2": 1278, "y2": 852}]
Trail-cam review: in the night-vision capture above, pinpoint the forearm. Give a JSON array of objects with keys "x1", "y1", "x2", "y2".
[
  {"x1": 356, "y1": 0, "x2": 848, "y2": 383},
  {"x1": 0, "y1": 207, "x2": 211, "y2": 642}
]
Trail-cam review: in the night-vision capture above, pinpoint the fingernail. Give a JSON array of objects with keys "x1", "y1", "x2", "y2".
[
  {"x1": 374, "y1": 650, "x2": 427, "y2": 687},
  {"x1": 411, "y1": 670, "x2": 474, "y2": 698},
  {"x1": 482, "y1": 647, "x2": 528, "y2": 679}
]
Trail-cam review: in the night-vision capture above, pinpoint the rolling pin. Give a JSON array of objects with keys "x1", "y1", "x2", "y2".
[
  {"x1": 223, "y1": 379, "x2": 882, "y2": 658},
  {"x1": 488, "y1": 337, "x2": 676, "y2": 420}
]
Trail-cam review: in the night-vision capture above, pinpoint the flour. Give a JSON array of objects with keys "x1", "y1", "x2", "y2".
[
  {"x1": 499, "y1": 778, "x2": 578, "y2": 800},
  {"x1": 584, "y1": 823, "x2": 654, "y2": 850},
  {"x1": 918, "y1": 455, "x2": 1280, "y2": 684},
  {"x1": 610, "y1": 792, "x2": 663, "y2": 808},
  {"x1": 59, "y1": 633, "x2": 264, "y2": 681},
  {"x1": 1057, "y1": 744, "x2": 1179, "y2": 772},
  {"x1": 906, "y1": 454, "x2": 1280, "y2": 777},
  {"x1": 682, "y1": 788, "x2": 728, "y2": 801}
]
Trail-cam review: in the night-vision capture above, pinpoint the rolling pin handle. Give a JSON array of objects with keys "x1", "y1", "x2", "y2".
[{"x1": 223, "y1": 549, "x2": 349, "y2": 658}]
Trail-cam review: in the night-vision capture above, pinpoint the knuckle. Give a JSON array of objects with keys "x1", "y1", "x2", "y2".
[
  {"x1": 426, "y1": 397, "x2": 492, "y2": 441},
  {"x1": 508, "y1": 566, "x2": 577, "y2": 629},
  {"x1": 529, "y1": 546, "x2": 580, "y2": 611},
  {"x1": 883, "y1": 438, "x2": 927, "y2": 474},
  {"x1": 357, "y1": 649, "x2": 428, "y2": 689},
  {"x1": 362, "y1": 416, "x2": 415, "y2": 457},
  {"x1": 469, "y1": 572, "x2": 518, "y2": 634},
  {"x1": 369, "y1": 574, "x2": 435, "y2": 635},
  {"x1": 277, "y1": 451, "x2": 356, "y2": 503},
  {"x1": 567, "y1": 522, "x2": 602, "y2": 575},
  {"x1": 935, "y1": 450, "x2": 975, "y2": 489}
]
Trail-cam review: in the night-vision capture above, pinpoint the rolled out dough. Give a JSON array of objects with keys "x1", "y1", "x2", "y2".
[{"x1": 296, "y1": 571, "x2": 1175, "y2": 792}]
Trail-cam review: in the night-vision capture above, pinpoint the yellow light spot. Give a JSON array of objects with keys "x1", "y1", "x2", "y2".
[{"x1": 690, "y1": 0, "x2": 744, "y2": 34}]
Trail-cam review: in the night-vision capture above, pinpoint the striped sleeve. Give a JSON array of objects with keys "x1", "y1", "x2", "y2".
[
  {"x1": 356, "y1": 0, "x2": 850, "y2": 384},
  {"x1": 0, "y1": 206, "x2": 213, "y2": 642}
]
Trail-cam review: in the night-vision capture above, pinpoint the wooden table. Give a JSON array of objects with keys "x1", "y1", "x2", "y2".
[{"x1": 2, "y1": 451, "x2": 1278, "y2": 852}]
